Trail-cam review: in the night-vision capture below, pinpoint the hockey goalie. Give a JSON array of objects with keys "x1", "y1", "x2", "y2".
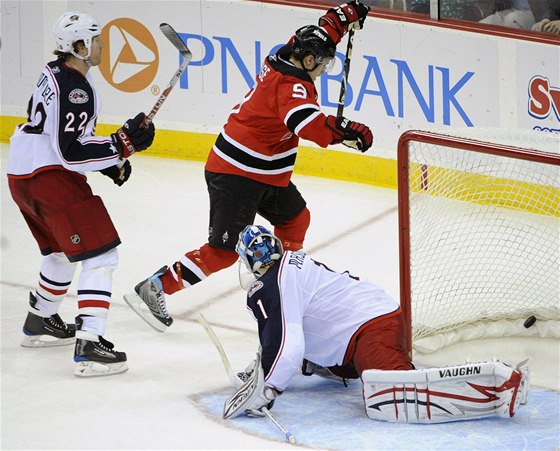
[{"x1": 223, "y1": 224, "x2": 529, "y2": 423}]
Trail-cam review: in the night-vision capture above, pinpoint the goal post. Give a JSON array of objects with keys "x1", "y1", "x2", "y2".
[{"x1": 398, "y1": 129, "x2": 560, "y2": 354}]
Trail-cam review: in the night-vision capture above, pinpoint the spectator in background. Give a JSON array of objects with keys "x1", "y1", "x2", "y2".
[
  {"x1": 408, "y1": 0, "x2": 486, "y2": 21},
  {"x1": 479, "y1": 0, "x2": 549, "y2": 29},
  {"x1": 532, "y1": 0, "x2": 560, "y2": 33}
]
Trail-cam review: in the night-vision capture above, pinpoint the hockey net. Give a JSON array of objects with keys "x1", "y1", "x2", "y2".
[{"x1": 398, "y1": 129, "x2": 560, "y2": 354}]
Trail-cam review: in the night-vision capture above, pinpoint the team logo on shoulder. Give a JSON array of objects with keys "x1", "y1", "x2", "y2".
[
  {"x1": 68, "y1": 89, "x2": 89, "y2": 104},
  {"x1": 248, "y1": 280, "x2": 264, "y2": 297},
  {"x1": 70, "y1": 234, "x2": 81, "y2": 244},
  {"x1": 51, "y1": 66, "x2": 60, "y2": 74}
]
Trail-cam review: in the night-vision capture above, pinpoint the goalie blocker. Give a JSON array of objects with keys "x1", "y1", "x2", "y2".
[{"x1": 362, "y1": 360, "x2": 529, "y2": 423}]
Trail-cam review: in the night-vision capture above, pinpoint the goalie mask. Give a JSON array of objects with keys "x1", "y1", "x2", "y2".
[
  {"x1": 53, "y1": 11, "x2": 101, "y2": 60},
  {"x1": 291, "y1": 25, "x2": 336, "y2": 72},
  {"x1": 236, "y1": 225, "x2": 283, "y2": 281}
]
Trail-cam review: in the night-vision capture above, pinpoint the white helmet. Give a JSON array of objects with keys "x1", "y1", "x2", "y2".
[{"x1": 53, "y1": 11, "x2": 101, "y2": 60}]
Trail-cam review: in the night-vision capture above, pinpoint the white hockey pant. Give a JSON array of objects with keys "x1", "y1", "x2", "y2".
[{"x1": 362, "y1": 360, "x2": 529, "y2": 423}]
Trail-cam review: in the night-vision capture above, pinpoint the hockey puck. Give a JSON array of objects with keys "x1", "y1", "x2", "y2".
[{"x1": 523, "y1": 315, "x2": 537, "y2": 328}]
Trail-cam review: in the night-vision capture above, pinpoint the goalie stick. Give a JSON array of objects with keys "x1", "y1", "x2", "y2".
[
  {"x1": 197, "y1": 314, "x2": 296, "y2": 445},
  {"x1": 143, "y1": 23, "x2": 192, "y2": 127}
]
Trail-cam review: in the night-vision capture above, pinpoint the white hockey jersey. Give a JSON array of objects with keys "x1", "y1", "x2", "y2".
[
  {"x1": 7, "y1": 59, "x2": 122, "y2": 178},
  {"x1": 245, "y1": 250, "x2": 400, "y2": 391}
]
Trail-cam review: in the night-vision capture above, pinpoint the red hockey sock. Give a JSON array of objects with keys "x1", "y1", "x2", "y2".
[
  {"x1": 274, "y1": 207, "x2": 311, "y2": 251},
  {"x1": 160, "y1": 244, "x2": 238, "y2": 295}
]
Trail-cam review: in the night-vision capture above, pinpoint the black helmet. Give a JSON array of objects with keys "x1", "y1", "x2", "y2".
[{"x1": 291, "y1": 25, "x2": 336, "y2": 66}]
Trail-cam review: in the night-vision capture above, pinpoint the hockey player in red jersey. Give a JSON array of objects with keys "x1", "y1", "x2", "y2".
[
  {"x1": 125, "y1": 2, "x2": 374, "y2": 331},
  {"x1": 7, "y1": 11, "x2": 155, "y2": 376},
  {"x1": 223, "y1": 225, "x2": 529, "y2": 423}
]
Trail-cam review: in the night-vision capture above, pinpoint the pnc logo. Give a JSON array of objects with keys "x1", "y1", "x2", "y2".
[{"x1": 99, "y1": 18, "x2": 159, "y2": 93}]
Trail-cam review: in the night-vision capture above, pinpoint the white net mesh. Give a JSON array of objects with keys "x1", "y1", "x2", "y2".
[{"x1": 402, "y1": 129, "x2": 560, "y2": 352}]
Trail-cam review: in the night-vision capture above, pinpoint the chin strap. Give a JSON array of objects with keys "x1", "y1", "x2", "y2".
[{"x1": 70, "y1": 47, "x2": 92, "y2": 64}]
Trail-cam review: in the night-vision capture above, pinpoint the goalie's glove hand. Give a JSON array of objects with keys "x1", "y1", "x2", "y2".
[
  {"x1": 99, "y1": 159, "x2": 132, "y2": 186},
  {"x1": 111, "y1": 113, "x2": 155, "y2": 158},
  {"x1": 245, "y1": 386, "x2": 281, "y2": 418},
  {"x1": 326, "y1": 115, "x2": 373, "y2": 152},
  {"x1": 319, "y1": 1, "x2": 370, "y2": 34}
]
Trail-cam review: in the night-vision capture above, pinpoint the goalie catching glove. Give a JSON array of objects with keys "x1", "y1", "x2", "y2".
[
  {"x1": 112, "y1": 113, "x2": 155, "y2": 158},
  {"x1": 223, "y1": 349, "x2": 282, "y2": 419},
  {"x1": 327, "y1": 115, "x2": 373, "y2": 152}
]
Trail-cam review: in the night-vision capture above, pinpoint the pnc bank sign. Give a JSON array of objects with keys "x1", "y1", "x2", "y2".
[{"x1": 99, "y1": 18, "x2": 159, "y2": 93}]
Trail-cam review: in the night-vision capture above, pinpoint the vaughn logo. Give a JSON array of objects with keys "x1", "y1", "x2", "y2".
[
  {"x1": 439, "y1": 366, "x2": 481, "y2": 378},
  {"x1": 99, "y1": 18, "x2": 159, "y2": 93}
]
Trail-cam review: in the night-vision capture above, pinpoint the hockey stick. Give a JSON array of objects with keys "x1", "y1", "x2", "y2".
[
  {"x1": 336, "y1": 24, "x2": 355, "y2": 117},
  {"x1": 144, "y1": 23, "x2": 192, "y2": 127},
  {"x1": 197, "y1": 314, "x2": 297, "y2": 444},
  {"x1": 197, "y1": 314, "x2": 238, "y2": 386}
]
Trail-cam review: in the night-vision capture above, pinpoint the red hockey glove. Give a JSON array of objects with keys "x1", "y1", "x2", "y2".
[
  {"x1": 327, "y1": 115, "x2": 373, "y2": 152},
  {"x1": 319, "y1": 1, "x2": 370, "y2": 37},
  {"x1": 111, "y1": 113, "x2": 155, "y2": 158},
  {"x1": 99, "y1": 159, "x2": 132, "y2": 186}
]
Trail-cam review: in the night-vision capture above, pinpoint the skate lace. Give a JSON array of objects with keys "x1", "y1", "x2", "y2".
[
  {"x1": 98, "y1": 336, "x2": 114, "y2": 351},
  {"x1": 157, "y1": 293, "x2": 170, "y2": 317},
  {"x1": 47, "y1": 314, "x2": 67, "y2": 331}
]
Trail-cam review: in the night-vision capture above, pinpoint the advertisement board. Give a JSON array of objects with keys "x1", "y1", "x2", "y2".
[{"x1": 1, "y1": 0, "x2": 558, "y2": 178}]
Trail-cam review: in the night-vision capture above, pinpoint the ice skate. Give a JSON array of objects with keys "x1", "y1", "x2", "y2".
[
  {"x1": 74, "y1": 332, "x2": 128, "y2": 377},
  {"x1": 123, "y1": 266, "x2": 173, "y2": 332},
  {"x1": 21, "y1": 292, "x2": 76, "y2": 347}
]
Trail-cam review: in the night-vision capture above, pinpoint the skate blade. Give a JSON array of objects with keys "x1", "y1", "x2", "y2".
[
  {"x1": 74, "y1": 360, "x2": 129, "y2": 377},
  {"x1": 123, "y1": 292, "x2": 168, "y2": 333},
  {"x1": 21, "y1": 335, "x2": 75, "y2": 348}
]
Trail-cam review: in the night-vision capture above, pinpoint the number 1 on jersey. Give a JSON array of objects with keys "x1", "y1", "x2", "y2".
[{"x1": 256, "y1": 299, "x2": 268, "y2": 319}]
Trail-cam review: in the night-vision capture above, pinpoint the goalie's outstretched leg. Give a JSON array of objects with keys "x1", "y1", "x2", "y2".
[{"x1": 362, "y1": 360, "x2": 529, "y2": 423}]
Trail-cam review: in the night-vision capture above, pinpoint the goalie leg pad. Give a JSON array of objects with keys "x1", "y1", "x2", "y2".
[{"x1": 362, "y1": 360, "x2": 528, "y2": 423}]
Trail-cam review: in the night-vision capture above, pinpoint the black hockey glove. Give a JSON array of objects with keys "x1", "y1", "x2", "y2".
[
  {"x1": 112, "y1": 113, "x2": 155, "y2": 158},
  {"x1": 326, "y1": 115, "x2": 373, "y2": 152},
  {"x1": 99, "y1": 159, "x2": 132, "y2": 186},
  {"x1": 319, "y1": 1, "x2": 370, "y2": 34}
]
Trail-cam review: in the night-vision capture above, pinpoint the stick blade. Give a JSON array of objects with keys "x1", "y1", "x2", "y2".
[{"x1": 159, "y1": 23, "x2": 192, "y2": 58}]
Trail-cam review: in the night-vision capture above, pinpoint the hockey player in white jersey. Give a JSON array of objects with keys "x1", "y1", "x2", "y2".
[
  {"x1": 224, "y1": 225, "x2": 529, "y2": 423},
  {"x1": 7, "y1": 11, "x2": 155, "y2": 376}
]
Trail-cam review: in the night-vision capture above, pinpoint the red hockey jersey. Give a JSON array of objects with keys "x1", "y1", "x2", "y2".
[{"x1": 205, "y1": 42, "x2": 340, "y2": 187}]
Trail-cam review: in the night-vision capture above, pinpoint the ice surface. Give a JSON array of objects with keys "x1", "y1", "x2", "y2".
[{"x1": 1, "y1": 146, "x2": 558, "y2": 450}]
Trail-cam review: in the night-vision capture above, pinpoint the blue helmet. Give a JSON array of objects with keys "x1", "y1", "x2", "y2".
[{"x1": 236, "y1": 225, "x2": 284, "y2": 277}]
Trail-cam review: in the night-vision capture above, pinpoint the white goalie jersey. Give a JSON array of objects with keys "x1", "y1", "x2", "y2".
[{"x1": 244, "y1": 250, "x2": 400, "y2": 392}]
